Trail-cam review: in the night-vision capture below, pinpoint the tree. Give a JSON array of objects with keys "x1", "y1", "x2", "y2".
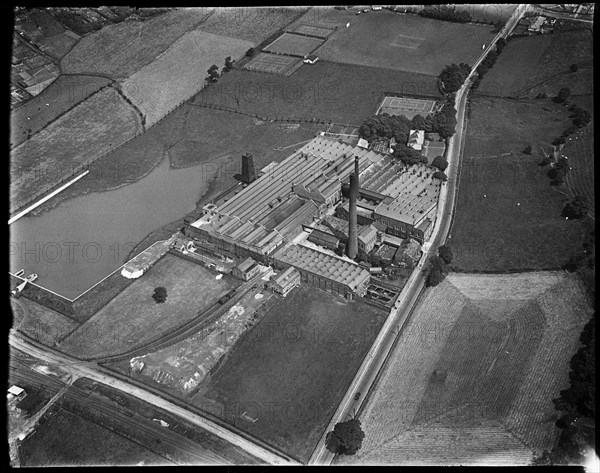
[
  {"x1": 562, "y1": 195, "x2": 589, "y2": 219},
  {"x1": 433, "y1": 171, "x2": 448, "y2": 181},
  {"x1": 438, "y1": 244, "x2": 453, "y2": 264},
  {"x1": 245, "y1": 47, "x2": 255, "y2": 57},
  {"x1": 569, "y1": 63, "x2": 578, "y2": 72},
  {"x1": 426, "y1": 255, "x2": 446, "y2": 287},
  {"x1": 523, "y1": 145, "x2": 532, "y2": 155},
  {"x1": 554, "y1": 87, "x2": 571, "y2": 103},
  {"x1": 496, "y1": 37, "x2": 507, "y2": 54},
  {"x1": 325, "y1": 418, "x2": 365, "y2": 455},
  {"x1": 152, "y1": 287, "x2": 167, "y2": 303},
  {"x1": 439, "y1": 63, "x2": 471, "y2": 93},
  {"x1": 223, "y1": 56, "x2": 234, "y2": 72},
  {"x1": 206, "y1": 64, "x2": 220, "y2": 83},
  {"x1": 431, "y1": 155, "x2": 448, "y2": 171}
]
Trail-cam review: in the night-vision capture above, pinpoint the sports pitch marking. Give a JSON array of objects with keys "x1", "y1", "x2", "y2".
[
  {"x1": 377, "y1": 96, "x2": 437, "y2": 116},
  {"x1": 390, "y1": 33, "x2": 424, "y2": 50},
  {"x1": 244, "y1": 53, "x2": 303, "y2": 75}
]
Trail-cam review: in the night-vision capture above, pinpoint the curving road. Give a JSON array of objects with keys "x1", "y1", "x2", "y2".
[{"x1": 308, "y1": 4, "x2": 528, "y2": 465}]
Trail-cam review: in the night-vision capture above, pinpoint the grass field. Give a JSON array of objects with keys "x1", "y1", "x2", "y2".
[
  {"x1": 196, "y1": 7, "x2": 307, "y2": 44},
  {"x1": 121, "y1": 30, "x2": 253, "y2": 127},
  {"x1": 19, "y1": 407, "x2": 169, "y2": 466},
  {"x1": 11, "y1": 75, "x2": 112, "y2": 148},
  {"x1": 477, "y1": 31, "x2": 593, "y2": 98},
  {"x1": 37, "y1": 32, "x2": 79, "y2": 60},
  {"x1": 562, "y1": 122, "x2": 595, "y2": 220},
  {"x1": 315, "y1": 11, "x2": 494, "y2": 76},
  {"x1": 264, "y1": 32, "x2": 324, "y2": 57},
  {"x1": 340, "y1": 271, "x2": 592, "y2": 465},
  {"x1": 450, "y1": 97, "x2": 588, "y2": 271},
  {"x1": 195, "y1": 283, "x2": 387, "y2": 463},
  {"x1": 290, "y1": 24, "x2": 335, "y2": 39},
  {"x1": 59, "y1": 253, "x2": 240, "y2": 359},
  {"x1": 11, "y1": 297, "x2": 79, "y2": 347},
  {"x1": 60, "y1": 8, "x2": 213, "y2": 78},
  {"x1": 194, "y1": 62, "x2": 440, "y2": 125},
  {"x1": 10, "y1": 86, "x2": 142, "y2": 213}
]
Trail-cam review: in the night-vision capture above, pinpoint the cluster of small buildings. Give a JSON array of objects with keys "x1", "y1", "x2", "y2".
[{"x1": 184, "y1": 136, "x2": 441, "y2": 299}]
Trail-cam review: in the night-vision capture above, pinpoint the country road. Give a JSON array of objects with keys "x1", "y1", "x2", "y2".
[{"x1": 308, "y1": 4, "x2": 529, "y2": 465}]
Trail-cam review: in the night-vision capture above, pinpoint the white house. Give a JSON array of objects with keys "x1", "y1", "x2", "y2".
[
  {"x1": 303, "y1": 54, "x2": 319, "y2": 64},
  {"x1": 358, "y1": 138, "x2": 369, "y2": 149},
  {"x1": 407, "y1": 130, "x2": 425, "y2": 151}
]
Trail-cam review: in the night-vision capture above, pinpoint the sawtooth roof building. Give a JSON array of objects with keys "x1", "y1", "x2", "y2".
[{"x1": 184, "y1": 136, "x2": 441, "y2": 297}]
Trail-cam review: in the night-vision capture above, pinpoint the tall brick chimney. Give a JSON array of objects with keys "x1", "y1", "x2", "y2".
[
  {"x1": 347, "y1": 169, "x2": 359, "y2": 259},
  {"x1": 241, "y1": 152, "x2": 256, "y2": 184}
]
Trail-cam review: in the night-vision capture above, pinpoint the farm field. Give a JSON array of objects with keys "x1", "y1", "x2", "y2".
[
  {"x1": 286, "y1": 7, "x2": 357, "y2": 31},
  {"x1": 121, "y1": 30, "x2": 253, "y2": 127},
  {"x1": 195, "y1": 7, "x2": 307, "y2": 44},
  {"x1": 60, "y1": 8, "x2": 213, "y2": 78},
  {"x1": 339, "y1": 272, "x2": 592, "y2": 465},
  {"x1": 58, "y1": 253, "x2": 241, "y2": 359},
  {"x1": 477, "y1": 31, "x2": 593, "y2": 98},
  {"x1": 18, "y1": 407, "x2": 170, "y2": 466},
  {"x1": 315, "y1": 10, "x2": 495, "y2": 76},
  {"x1": 562, "y1": 121, "x2": 595, "y2": 220},
  {"x1": 9, "y1": 86, "x2": 142, "y2": 213},
  {"x1": 264, "y1": 32, "x2": 324, "y2": 57},
  {"x1": 10, "y1": 297, "x2": 79, "y2": 347},
  {"x1": 450, "y1": 97, "x2": 588, "y2": 271},
  {"x1": 194, "y1": 62, "x2": 440, "y2": 125},
  {"x1": 194, "y1": 284, "x2": 387, "y2": 463},
  {"x1": 10, "y1": 75, "x2": 112, "y2": 148}
]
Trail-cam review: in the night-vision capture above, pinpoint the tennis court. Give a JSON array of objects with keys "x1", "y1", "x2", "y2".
[
  {"x1": 377, "y1": 96, "x2": 438, "y2": 119},
  {"x1": 263, "y1": 32, "x2": 325, "y2": 57},
  {"x1": 243, "y1": 52, "x2": 303, "y2": 76},
  {"x1": 291, "y1": 24, "x2": 336, "y2": 39}
]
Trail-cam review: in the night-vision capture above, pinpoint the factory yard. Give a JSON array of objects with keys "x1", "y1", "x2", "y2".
[
  {"x1": 450, "y1": 97, "x2": 586, "y2": 272},
  {"x1": 315, "y1": 10, "x2": 495, "y2": 76},
  {"x1": 340, "y1": 271, "x2": 592, "y2": 465},
  {"x1": 58, "y1": 253, "x2": 241, "y2": 359},
  {"x1": 10, "y1": 86, "x2": 143, "y2": 213},
  {"x1": 193, "y1": 284, "x2": 387, "y2": 463},
  {"x1": 121, "y1": 30, "x2": 253, "y2": 127}
]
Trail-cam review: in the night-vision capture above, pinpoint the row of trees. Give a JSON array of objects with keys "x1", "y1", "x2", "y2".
[
  {"x1": 418, "y1": 5, "x2": 472, "y2": 23},
  {"x1": 562, "y1": 195, "x2": 589, "y2": 219},
  {"x1": 471, "y1": 38, "x2": 507, "y2": 92},
  {"x1": 205, "y1": 57, "x2": 235, "y2": 84},
  {"x1": 425, "y1": 245, "x2": 453, "y2": 287}
]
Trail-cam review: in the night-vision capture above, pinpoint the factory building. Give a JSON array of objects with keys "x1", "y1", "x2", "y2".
[
  {"x1": 268, "y1": 266, "x2": 301, "y2": 297},
  {"x1": 184, "y1": 135, "x2": 441, "y2": 296}
]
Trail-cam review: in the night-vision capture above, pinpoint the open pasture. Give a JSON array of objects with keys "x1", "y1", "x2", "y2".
[
  {"x1": 340, "y1": 271, "x2": 592, "y2": 465},
  {"x1": 10, "y1": 86, "x2": 142, "y2": 213},
  {"x1": 58, "y1": 253, "x2": 240, "y2": 359},
  {"x1": 121, "y1": 29, "x2": 253, "y2": 127},
  {"x1": 60, "y1": 8, "x2": 213, "y2": 78},
  {"x1": 244, "y1": 52, "x2": 303, "y2": 76},
  {"x1": 196, "y1": 284, "x2": 387, "y2": 463},
  {"x1": 290, "y1": 24, "x2": 335, "y2": 39},
  {"x1": 316, "y1": 10, "x2": 494, "y2": 75},
  {"x1": 194, "y1": 62, "x2": 440, "y2": 125},
  {"x1": 11, "y1": 75, "x2": 112, "y2": 148},
  {"x1": 450, "y1": 97, "x2": 587, "y2": 272},
  {"x1": 562, "y1": 122, "x2": 595, "y2": 220},
  {"x1": 195, "y1": 7, "x2": 307, "y2": 44},
  {"x1": 263, "y1": 32, "x2": 324, "y2": 57}
]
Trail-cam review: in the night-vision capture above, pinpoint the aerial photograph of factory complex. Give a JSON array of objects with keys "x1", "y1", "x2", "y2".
[{"x1": 9, "y1": 4, "x2": 595, "y2": 468}]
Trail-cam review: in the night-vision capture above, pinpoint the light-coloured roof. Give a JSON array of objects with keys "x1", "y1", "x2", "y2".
[
  {"x1": 273, "y1": 266, "x2": 300, "y2": 286},
  {"x1": 276, "y1": 244, "x2": 370, "y2": 290},
  {"x1": 8, "y1": 386, "x2": 24, "y2": 396}
]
